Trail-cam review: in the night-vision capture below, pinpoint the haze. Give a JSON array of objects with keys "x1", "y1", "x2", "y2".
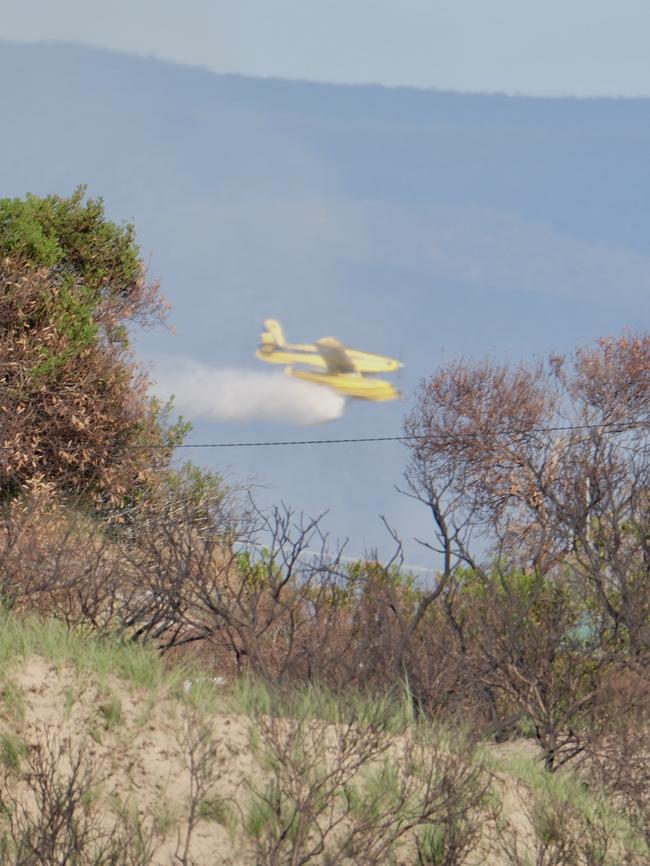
[
  {"x1": 1, "y1": 5, "x2": 649, "y2": 566},
  {"x1": 3, "y1": 0, "x2": 650, "y2": 97}
]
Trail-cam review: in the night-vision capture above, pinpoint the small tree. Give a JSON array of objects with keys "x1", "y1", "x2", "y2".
[
  {"x1": 402, "y1": 333, "x2": 650, "y2": 761},
  {"x1": 0, "y1": 189, "x2": 187, "y2": 506}
]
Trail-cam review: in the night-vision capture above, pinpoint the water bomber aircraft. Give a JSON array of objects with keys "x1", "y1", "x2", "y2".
[{"x1": 256, "y1": 319, "x2": 402, "y2": 401}]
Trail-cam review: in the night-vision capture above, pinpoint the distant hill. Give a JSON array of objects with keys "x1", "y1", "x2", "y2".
[{"x1": 1, "y1": 40, "x2": 649, "y2": 561}]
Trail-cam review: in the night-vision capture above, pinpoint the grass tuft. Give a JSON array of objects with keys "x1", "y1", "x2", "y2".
[
  {"x1": 198, "y1": 795, "x2": 238, "y2": 838},
  {"x1": 0, "y1": 733, "x2": 27, "y2": 773},
  {"x1": 244, "y1": 786, "x2": 288, "y2": 841},
  {"x1": 0, "y1": 607, "x2": 169, "y2": 695},
  {"x1": 230, "y1": 676, "x2": 418, "y2": 734},
  {"x1": 151, "y1": 797, "x2": 179, "y2": 837},
  {"x1": 98, "y1": 693, "x2": 123, "y2": 730},
  {"x1": 0, "y1": 680, "x2": 26, "y2": 722},
  {"x1": 491, "y1": 747, "x2": 648, "y2": 856}
]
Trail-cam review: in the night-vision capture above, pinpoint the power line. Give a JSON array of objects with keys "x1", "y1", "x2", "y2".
[
  {"x1": 175, "y1": 435, "x2": 412, "y2": 449},
  {"x1": 160, "y1": 419, "x2": 650, "y2": 449},
  {"x1": 0, "y1": 420, "x2": 647, "y2": 452}
]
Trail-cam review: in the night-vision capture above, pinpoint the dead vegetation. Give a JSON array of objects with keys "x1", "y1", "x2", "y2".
[
  {"x1": 0, "y1": 636, "x2": 645, "y2": 866},
  {"x1": 0, "y1": 199, "x2": 648, "y2": 865}
]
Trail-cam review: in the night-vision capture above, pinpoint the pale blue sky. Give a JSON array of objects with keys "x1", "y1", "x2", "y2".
[{"x1": 3, "y1": 0, "x2": 650, "y2": 97}]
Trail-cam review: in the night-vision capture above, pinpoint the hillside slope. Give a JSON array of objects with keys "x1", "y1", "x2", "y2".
[{"x1": 1, "y1": 611, "x2": 644, "y2": 865}]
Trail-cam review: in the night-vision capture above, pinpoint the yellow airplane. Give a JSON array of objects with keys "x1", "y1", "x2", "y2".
[
  {"x1": 284, "y1": 365, "x2": 400, "y2": 401},
  {"x1": 256, "y1": 319, "x2": 402, "y2": 401},
  {"x1": 256, "y1": 320, "x2": 402, "y2": 374}
]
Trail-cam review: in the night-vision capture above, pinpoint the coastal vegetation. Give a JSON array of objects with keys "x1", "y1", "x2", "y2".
[{"x1": 0, "y1": 192, "x2": 648, "y2": 864}]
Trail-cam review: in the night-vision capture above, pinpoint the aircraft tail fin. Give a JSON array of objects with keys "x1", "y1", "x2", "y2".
[{"x1": 261, "y1": 319, "x2": 286, "y2": 349}]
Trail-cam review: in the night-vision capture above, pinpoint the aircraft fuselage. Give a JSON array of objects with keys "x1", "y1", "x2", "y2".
[
  {"x1": 284, "y1": 367, "x2": 400, "y2": 401},
  {"x1": 256, "y1": 345, "x2": 401, "y2": 374}
]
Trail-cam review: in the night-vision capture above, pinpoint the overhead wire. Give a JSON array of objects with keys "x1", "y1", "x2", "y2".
[
  {"x1": 0, "y1": 420, "x2": 647, "y2": 452},
  {"x1": 134, "y1": 418, "x2": 650, "y2": 449}
]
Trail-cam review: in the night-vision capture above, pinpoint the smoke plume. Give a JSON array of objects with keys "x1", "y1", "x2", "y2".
[{"x1": 151, "y1": 359, "x2": 345, "y2": 425}]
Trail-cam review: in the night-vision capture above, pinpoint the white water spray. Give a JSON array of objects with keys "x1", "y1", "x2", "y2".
[{"x1": 151, "y1": 359, "x2": 345, "y2": 425}]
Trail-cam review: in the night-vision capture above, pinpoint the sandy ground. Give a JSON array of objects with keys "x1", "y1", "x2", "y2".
[{"x1": 0, "y1": 656, "x2": 540, "y2": 865}]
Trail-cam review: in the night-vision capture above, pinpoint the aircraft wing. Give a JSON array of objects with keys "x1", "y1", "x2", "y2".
[{"x1": 315, "y1": 338, "x2": 357, "y2": 374}]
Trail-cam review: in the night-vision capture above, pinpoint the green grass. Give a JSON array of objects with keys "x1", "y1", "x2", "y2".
[
  {"x1": 344, "y1": 760, "x2": 402, "y2": 820},
  {"x1": 415, "y1": 824, "x2": 449, "y2": 866},
  {"x1": 244, "y1": 785, "x2": 290, "y2": 841},
  {"x1": 0, "y1": 607, "x2": 239, "y2": 756},
  {"x1": 490, "y1": 748, "x2": 600, "y2": 817},
  {"x1": 88, "y1": 724, "x2": 103, "y2": 745},
  {"x1": 0, "y1": 610, "x2": 430, "y2": 742},
  {"x1": 230, "y1": 675, "x2": 418, "y2": 734},
  {"x1": 515, "y1": 715, "x2": 537, "y2": 738},
  {"x1": 0, "y1": 608, "x2": 164, "y2": 688},
  {"x1": 134, "y1": 689, "x2": 159, "y2": 727},
  {"x1": 0, "y1": 680, "x2": 26, "y2": 722},
  {"x1": 198, "y1": 795, "x2": 238, "y2": 838},
  {"x1": 489, "y1": 746, "x2": 648, "y2": 859},
  {"x1": 99, "y1": 693, "x2": 123, "y2": 730},
  {"x1": 63, "y1": 685, "x2": 76, "y2": 719},
  {"x1": 151, "y1": 797, "x2": 179, "y2": 837},
  {"x1": 0, "y1": 607, "x2": 211, "y2": 710},
  {"x1": 0, "y1": 733, "x2": 27, "y2": 773}
]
